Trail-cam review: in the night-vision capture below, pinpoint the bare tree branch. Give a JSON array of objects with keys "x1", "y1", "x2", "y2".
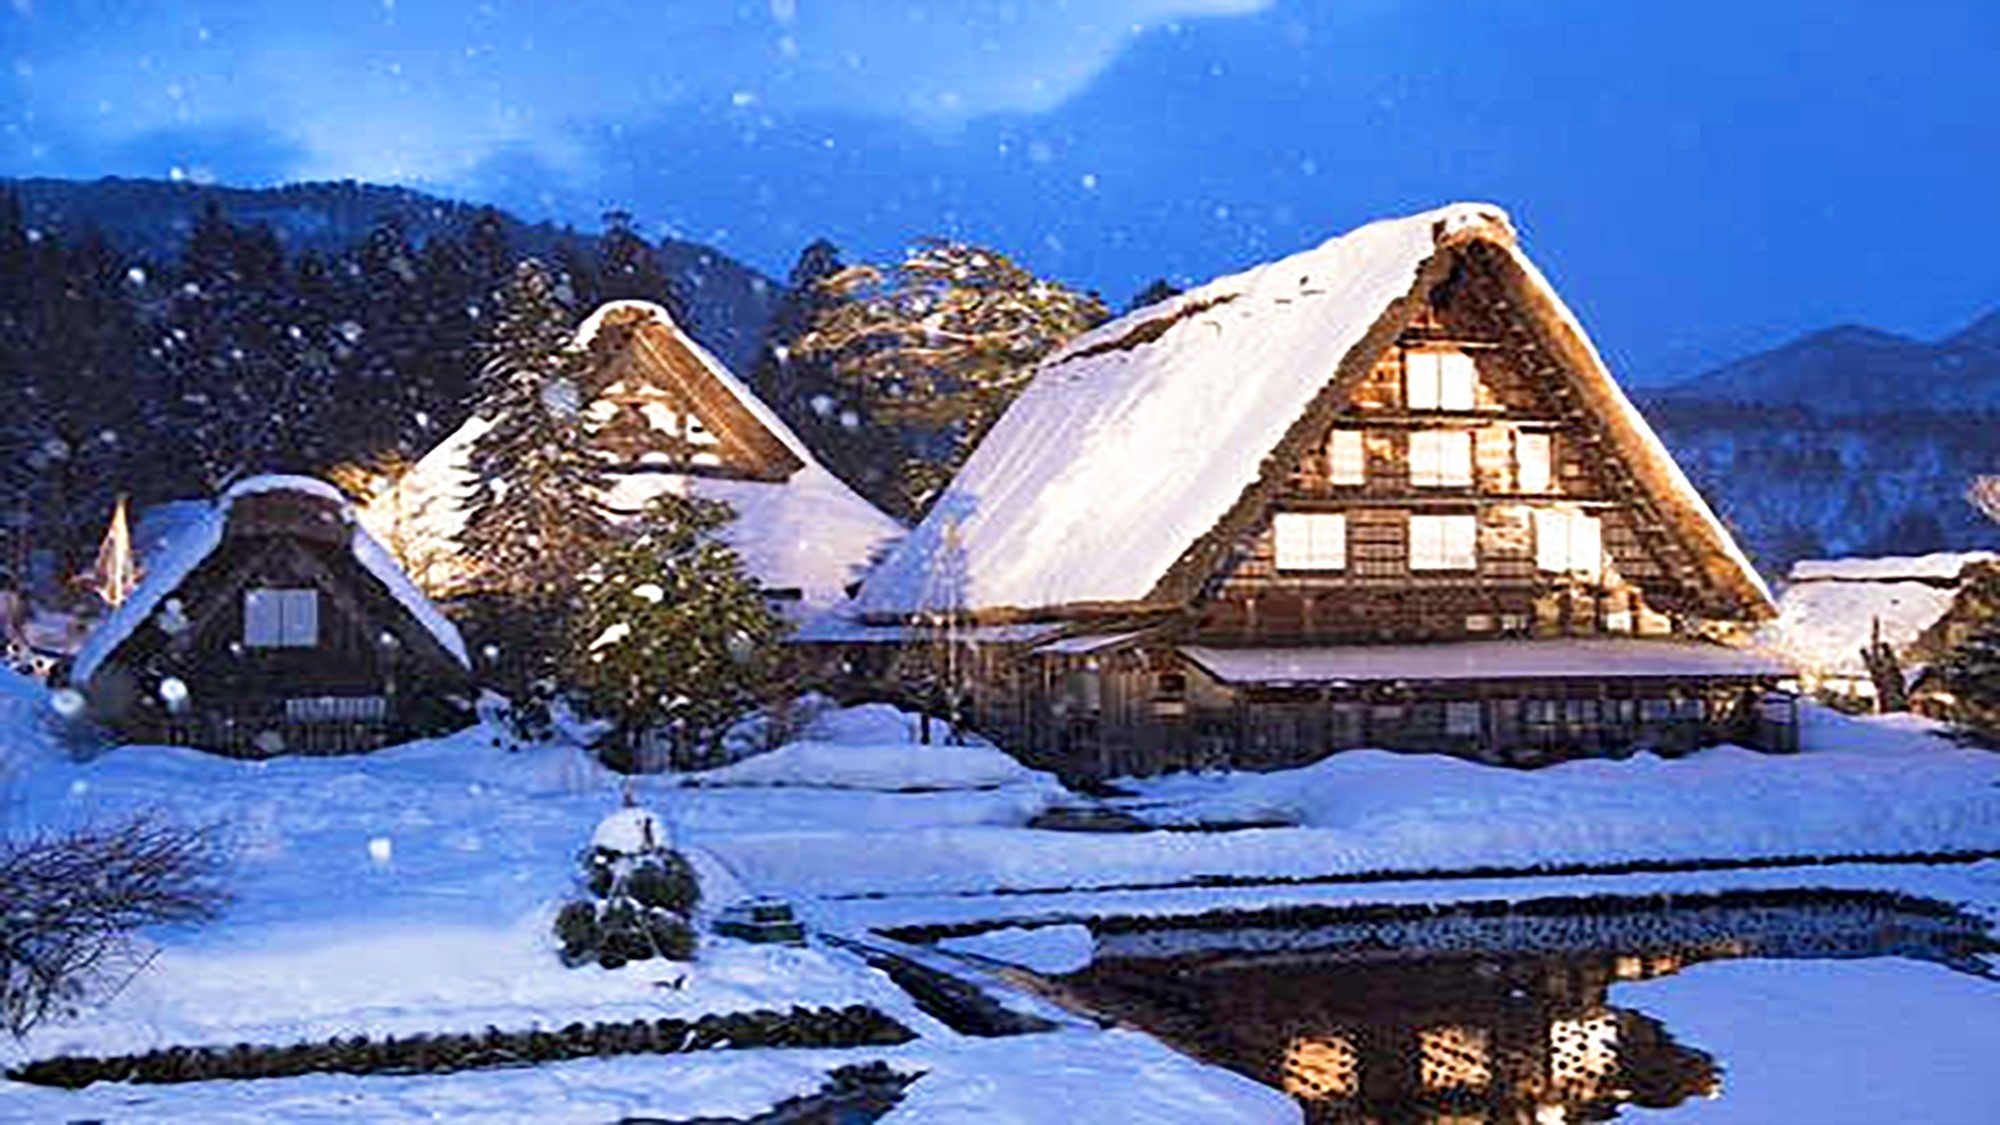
[{"x1": 0, "y1": 815, "x2": 229, "y2": 1038}]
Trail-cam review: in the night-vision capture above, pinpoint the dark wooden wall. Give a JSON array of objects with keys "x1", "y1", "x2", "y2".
[{"x1": 1198, "y1": 263, "x2": 1700, "y2": 647}]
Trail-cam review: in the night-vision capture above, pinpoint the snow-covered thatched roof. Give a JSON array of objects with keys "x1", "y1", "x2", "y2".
[
  {"x1": 73, "y1": 475, "x2": 469, "y2": 685},
  {"x1": 364, "y1": 301, "x2": 903, "y2": 612},
  {"x1": 1761, "y1": 579, "x2": 1959, "y2": 678},
  {"x1": 855, "y1": 202, "x2": 1772, "y2": 620},
  {"x1": 1788, "y1": 552, "x2": 1998, "y2": 584}
]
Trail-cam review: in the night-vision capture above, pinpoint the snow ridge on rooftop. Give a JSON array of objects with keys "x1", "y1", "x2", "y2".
[{"x1": 856, "y1": 204, "x2": 1506, "y2": 615}]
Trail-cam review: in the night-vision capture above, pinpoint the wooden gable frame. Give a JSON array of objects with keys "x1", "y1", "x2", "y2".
[
  {"x1": 584, "y1": 310, "x2": 805, "y2": 482},
  {"x1": 1141, "y1": 225, "x2": 1773, "y2": 624}
]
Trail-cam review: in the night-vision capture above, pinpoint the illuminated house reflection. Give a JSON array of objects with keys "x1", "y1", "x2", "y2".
[{"x1": 1075, "y1": 952, "x2": 1719, "y2": 1124}]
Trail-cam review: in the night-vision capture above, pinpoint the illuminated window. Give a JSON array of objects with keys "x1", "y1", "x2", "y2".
[
  {"x1": 1274, "y1": 512, "x2": 1347, "y2": 571},
  {"x1": 1327, "y1": 430, "x2": 1366, "y2": 486},
  {"x1": 244, "y1": 588, "x2": 318, "y2": 648},
  {"x1": 1535, "y1": 509, "x2": 1603, "y2": 577},
  {"x1": 1406, "y1": 349, "x2": 1478, "y2": 411},
  {"x1": 1420, "y1": 1025, "x2": 1492, "y2": 1093},
  {"x1": 1281, "y1": 1035, "x2": 1359, "y2": 1099},
  {"x1": 1410, "y1": 515, "x2": 1478, "y2": 571},
  {"x1": 1410, "y1": 430, "x2": 1473, "y2": 487},
  {"x1": 1517, "y1": 431, "x2": 1553, "y2": 492}
]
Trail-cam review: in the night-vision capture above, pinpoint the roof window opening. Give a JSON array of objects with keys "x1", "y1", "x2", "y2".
[
  {"x1": 244, "y1": 588, "x2": 319, "y2": 649},
  {"x1": 1273, "y1": 512, "x2": 1347, "y2": 572},
  {"x1": 1405, "y1": 348, "x2": 1478, "y2": 411}
]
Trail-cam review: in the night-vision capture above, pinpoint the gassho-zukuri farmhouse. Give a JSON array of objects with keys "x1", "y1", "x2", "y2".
[
  {"x1": 809, "y1": 202, "x2": 1795, "y2": 779},
  {"x1": 363, "y1": 299, "x2": 904, "y2": 617}
]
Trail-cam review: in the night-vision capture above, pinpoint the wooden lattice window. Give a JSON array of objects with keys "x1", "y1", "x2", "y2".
[
  {"x1": 1405, "y1": 348, "x2": 1478, "y2": 411},
  {"x1": 1409, "y1": 515, "x2": 1477, "y2": 571},
  {"x1": 1273, "y1": 512, "x2": 1347, "y2": 571},
  {"x1": 1516, "y1": 431, "x2": 1553, "y2": 493},
  {"x1": 244, "y1": 588, "x2": 318, "y2": 648},
  {"x1": 1326, "y1": 430, "x2": 1366, "y2": 486},
  {"x1": 1409, "y1": 430, "x2": 1473, "y2": 487},
  {"x1": 1535, "y1": 509, "x2": 1603, "y2": 577}
]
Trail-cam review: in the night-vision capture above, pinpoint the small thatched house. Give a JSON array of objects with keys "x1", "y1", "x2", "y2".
[
  {"x1": 1761, "y1": 551, "x2": 1997, "y2": 705},
  {"x1": 838, "y1": 203, "x2": 1791, "y2": 777},
  {"x1": 69, "y1": 476, "x2": 474, "y2": 755},
  {"x1": 365, "y1": 300, "x2": 903, "y2": 615}
]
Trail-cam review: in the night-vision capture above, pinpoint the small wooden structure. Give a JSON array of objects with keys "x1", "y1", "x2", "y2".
[
  {"x1": 69, "y1": 476, "x2": 473, "y2": 755},
  {"x1": 835, "y1": 204, "x2": 1792, "y2": 778},
  {"x1": 1763, "y1": 551, "x2": 1997, "y2": 707}
]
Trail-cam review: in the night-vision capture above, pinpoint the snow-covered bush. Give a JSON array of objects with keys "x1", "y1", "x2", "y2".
[
  {"x1": 0, "y1": 815, "x2": 228, "y2": 1037},
  {"x1": 554, "y1": 804, "x2": 700, "y2": 969}
]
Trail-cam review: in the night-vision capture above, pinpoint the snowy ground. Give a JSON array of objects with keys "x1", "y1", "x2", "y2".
[
  {"x1": 4, "y1": 684, "x2": 2000, "y2": 1121},
  {"x1": 1619, "y1": 959, "x2": 2000, "y2": 1125}
]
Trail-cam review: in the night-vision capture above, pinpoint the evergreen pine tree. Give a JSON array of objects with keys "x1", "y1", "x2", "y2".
[
  {"x1": 791, "y1": 238, "x2": 1107, "y2": 519},
  {"x1": 460, "y1": 260, "x2": 616, "y2": 724},
  {"x1": 1931, "y1": 564, "x2": 2000, "y2": 745},
  {"x1": 566, "y1": 492, "x2": 787, "y2": 771},
  {"x1": 749, "y1": 239, "x2": 888, "y2": 497},
  {"x1": 596, "y1": 210, "x2": 682, "y2": 319}
]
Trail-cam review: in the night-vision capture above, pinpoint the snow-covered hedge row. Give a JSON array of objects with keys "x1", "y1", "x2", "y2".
[{"x1": 8, "y1": 1004, "x2": 914, "y2": 1089}]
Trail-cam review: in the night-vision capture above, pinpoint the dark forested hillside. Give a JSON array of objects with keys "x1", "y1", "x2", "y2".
[
  {"x1": 0, "y1": 178, "x2": 778, "y2": 595},
  {"x1": 3, "y1": 178, "x2": 779, "y2": 373}
]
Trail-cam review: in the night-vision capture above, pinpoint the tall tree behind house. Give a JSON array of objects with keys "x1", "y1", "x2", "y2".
[
  {"x1": 460, "y1": 260, "x2": 616, "y2": 599},
  {"x1": 747, "y1": 239, "x2": 881, "y2": 497},
  {"x1": 456, "y1": 262, "x2": 617, "y2": 721},
  {"x1": 790, "y1": 238, "x2": 1108, "y2": 520}
]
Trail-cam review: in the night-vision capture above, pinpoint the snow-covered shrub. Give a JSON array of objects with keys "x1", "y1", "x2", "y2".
[
  {"x1": 0, "y1": 815, "x2": 228, "y2": 1037},
  {"x1": 554, "y1": 804, "x2": 700, "y2": 969}
]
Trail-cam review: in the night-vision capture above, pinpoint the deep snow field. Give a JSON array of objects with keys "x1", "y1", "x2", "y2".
[{"x1": 4, "y1": 671, "x2": 2000, "y2": 1122}]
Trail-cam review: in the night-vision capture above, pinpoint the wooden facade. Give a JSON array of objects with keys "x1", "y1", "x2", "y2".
[
  {"x1": 73, "y1": 479, "x2": 473, "y2": 756},
  {"x1": 579, "y1": 303, "x2": 805, "y2": 482},
  {"x1": 840, "y1": 206, "x2": 1792, "y2": 779}
]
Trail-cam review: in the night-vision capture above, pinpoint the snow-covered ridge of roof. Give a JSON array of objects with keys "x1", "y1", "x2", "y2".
[
  {"x1": 1788, "y1": 552, "x2": 1998, "y2": 584},
  {"x1": 1499, "y1": 249, "x2": 1774, "y2": 613},
  {"x1": 858, "y1": 203, "x2": 1507, "y2": 616},
  {"x1": 73, "y1": 476, "x2": 468, "y2": 685}
]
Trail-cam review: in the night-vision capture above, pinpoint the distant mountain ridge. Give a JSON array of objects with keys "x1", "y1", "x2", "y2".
[
  {"x1": 1640, "y1": 309, "x2": 2000, "y2": 577},
  {"x1": 1657, "y1": 309, "x2": 2000, "y2": 414},
  {"x1": 1, "y1": 177, "x2": 779, "y2": 371}
]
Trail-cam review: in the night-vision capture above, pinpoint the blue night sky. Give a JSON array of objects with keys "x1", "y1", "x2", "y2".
[{"x1": 3, "y1": 0, "x2": 1995, "y2": 382}]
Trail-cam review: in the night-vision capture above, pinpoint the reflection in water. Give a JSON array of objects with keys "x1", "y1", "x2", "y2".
[
  {"x1": 1075, "y1": 950, "x2": 1716, "y2": 1124},
  {"x1": 1048, "y1": 892, "x2": 1999, "y2": 1124}
]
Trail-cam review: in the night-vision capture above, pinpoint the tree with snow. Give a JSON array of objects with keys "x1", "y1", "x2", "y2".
[
  {"x1": 459, "y1": 261, "x2": 616, "y2": 728},
  {"x1": 790, "y1": 238, "x2": 1107, "y2": 519},
  {"x1": 565, "y1": 492, "x2": 788, "y2": 772}
]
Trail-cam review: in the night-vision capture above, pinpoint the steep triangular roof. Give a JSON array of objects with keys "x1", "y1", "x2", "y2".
[
  {"x1": 855, "y1": 202, "x2": 1771, "y2": 620},
  {"x1": 366, "y1": 302, "x2": 903, "y2": 611},
  {"x1": 575, "y1": 300, "x2": 807, "y2": 479},
  {"x1": 73, "y1": 475, "x2": 469, "y2": 686}
]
